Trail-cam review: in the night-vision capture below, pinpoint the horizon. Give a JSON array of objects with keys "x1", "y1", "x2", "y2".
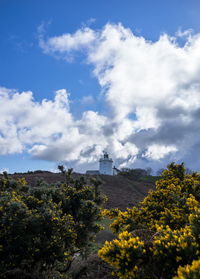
[{"x1": 1, "y1": 1, "x2": 200, "y2": 173}]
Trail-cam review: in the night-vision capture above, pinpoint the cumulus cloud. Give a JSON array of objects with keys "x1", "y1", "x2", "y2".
[
  {"x1": 2, "y1": 23, "x2": 200, "y2": 171},
  {"x1": 0, "y1": 87, "x2": 138, "y2": 168},
  {"x1": 37, "y1": 23, "x2": 200, "y2": 170},
  {"x1": 38, "y1": 24, "x2": 200, "y2": 171},
  {"x1": 38, "y1": 24, "x2": 96, "y2": 61},
  {"x1": 144, "y1": 144, "x2": 178, "y2": 160}
]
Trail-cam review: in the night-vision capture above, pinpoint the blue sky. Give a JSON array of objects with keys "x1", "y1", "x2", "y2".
[{"x1": 1, "y1": 0, "x2": 200, "y2": 173}]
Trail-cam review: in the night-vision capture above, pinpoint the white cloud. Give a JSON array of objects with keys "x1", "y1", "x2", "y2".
[
  {"x1": 2, "y1": 23, "x2": 200, "y2": 171},
  {"x1": 0, "y1": 87, "x2": 138, "y2": 167},
  {"x1": 175, "y1": 28, "x2": 193, "y2": 38},
  {"x1": 0, "y1": 89, "x2": 72, "y2": 153},
  {"x1": 37, "y1": 23, "x2": 200, "y2": 170},
  {"x1": 40, "y1": 23, "x2": 200, "y2": 116},
  {"x1": 39, "y1": 26, "x2": 96, "y2": 58},
  {"x1": 144, "y1": 144, "x2": 178, "y2": 160},
  {"x1": 80, "y1": 95, "x2": 94, "y2": 105}
]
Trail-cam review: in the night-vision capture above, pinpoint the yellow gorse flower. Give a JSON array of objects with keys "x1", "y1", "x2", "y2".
[{"x1": 98, "y1": 163, "x2": 200, "y2": 279}]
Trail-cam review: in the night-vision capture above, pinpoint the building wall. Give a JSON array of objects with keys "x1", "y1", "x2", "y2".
[{"x1": 99, "y1": 159, "x2": 113, "y2": 175}]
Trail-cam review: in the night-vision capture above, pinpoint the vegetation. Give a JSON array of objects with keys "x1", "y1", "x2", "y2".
[
  {"x1": 0, "y1": 168, "x2": 105, "y2": 278},
  {"x1": 99, "y1": 163, "x2": 200, "y2": 279},
  {"x1": 118, "y1": 167, "x2": 159, "y2": 183},
  {"x1": 119, "y1": 168, "x2": 149, "y2": 180},
  {"x1": 12, "y1": 170, "x2": 52, "y2": 175},
  {"x1": 1, "y1": 162, "x2": 199, "y2": 279}
]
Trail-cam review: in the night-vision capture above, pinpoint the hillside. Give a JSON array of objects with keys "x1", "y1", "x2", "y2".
[{"x1": 10, "y1": 172, "x2": 156, "y2": 210}]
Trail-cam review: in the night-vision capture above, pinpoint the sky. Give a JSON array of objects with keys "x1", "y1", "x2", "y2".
[{"x1": 1, "y1": 0, "x2": 200, "y2": 173}]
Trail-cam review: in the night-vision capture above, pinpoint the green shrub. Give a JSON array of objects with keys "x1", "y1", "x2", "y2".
[
  {"x1": 99, "y1": 163, "x2": 200, "y2": 279},
  {"x1": 0, "y1": 168, "x2": 105, "y2": 278}
]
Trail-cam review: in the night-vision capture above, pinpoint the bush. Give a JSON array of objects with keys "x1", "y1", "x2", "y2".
[
  {"x1": 172, "y1": 259, "x2": 200, "y2": 279},
  {"x1": 0, "y1": 168, "x2": 105, "y2": 278},
  {"x1": 99, "y1": 163, "x2": 200, "y2": 279}
]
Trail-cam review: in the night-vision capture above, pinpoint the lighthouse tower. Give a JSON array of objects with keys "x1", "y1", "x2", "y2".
[{"x1": 99, "y1": 152, "x2": 113, "y2": 175}]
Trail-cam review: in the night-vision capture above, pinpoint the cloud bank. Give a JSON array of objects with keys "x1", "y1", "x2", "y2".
[{"x1": 2, "y1": 23, "x2": 200, "y2": 171}]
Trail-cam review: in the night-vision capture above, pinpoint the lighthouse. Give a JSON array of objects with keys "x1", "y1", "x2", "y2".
[{"x1": 99, "y1": 152, "x2": 113, "y2": 175}]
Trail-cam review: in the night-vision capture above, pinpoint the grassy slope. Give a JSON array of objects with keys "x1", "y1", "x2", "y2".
[{"x1": 10, "y1": 172, "x2": 156, "y2": 210}]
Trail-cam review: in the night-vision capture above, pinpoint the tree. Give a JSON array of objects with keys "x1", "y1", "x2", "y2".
[{"x1": 0, "y1": 168, "x2": 105, "y2": 278}]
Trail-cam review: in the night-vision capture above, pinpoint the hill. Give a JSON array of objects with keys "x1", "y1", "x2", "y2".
[{"x1": 10, "y1": 172, "x2": 156, "y2": 210}]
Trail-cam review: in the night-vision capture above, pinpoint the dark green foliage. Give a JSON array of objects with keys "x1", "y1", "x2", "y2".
[
  {"x1": 164, "y1": 162, "x2": 186, "y2": 181},
  {"x1": 13, "y1": 170, "x2": 51, "y2": 175},
  {"x1": 0, "y1": 167, "x2": 105, "y2": 278}
]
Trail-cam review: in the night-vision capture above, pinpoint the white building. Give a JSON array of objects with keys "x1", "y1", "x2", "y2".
[{"x1": 99, "y1": 152, "x2": 113, "y2": 175}]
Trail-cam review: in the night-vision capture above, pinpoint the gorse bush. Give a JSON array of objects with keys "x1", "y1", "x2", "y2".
[
  {"x1": 99, "y1": 163, "x2": 200, "y2": 279},
  {"x1": 172, "y1": 259, "x2": 200, "y2": 279},
  {"x1": 0, "y1": 168, "x2": 105, "y2": 278}
]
